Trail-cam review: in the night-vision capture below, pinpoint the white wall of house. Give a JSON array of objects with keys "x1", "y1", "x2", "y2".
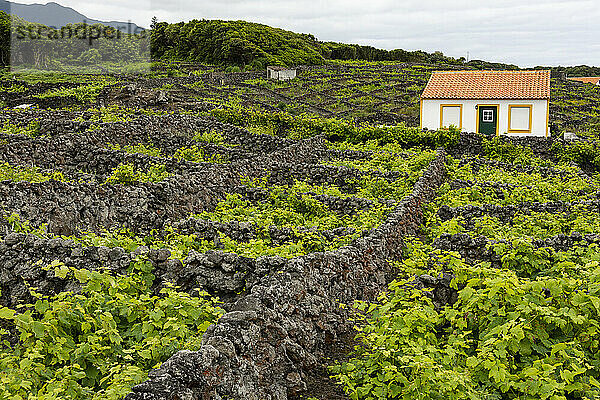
[
  {"x1": 421, "y1": 99, "x2": 549, "y2": 137},
  {"x1": 267, "y1": 68, "x2": 297, "y2": 81}
]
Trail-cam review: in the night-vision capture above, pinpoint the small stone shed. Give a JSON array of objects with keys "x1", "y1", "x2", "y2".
[
  {"x1": 420, "y1": 70, "x2": 551, "y2": 137},
  {"x1": 266, "y1": 66, "x2": 297, "y2": 81},
  {"x1": 568, "y1": 76, "x2": 600, "y2": 86}
]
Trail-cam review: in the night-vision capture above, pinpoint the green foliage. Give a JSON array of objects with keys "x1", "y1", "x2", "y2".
[
  {"x1": 0, "y1": 120, "x2": 41, "y2": 137},
  {"x1": 151, "y1": 19, "x2": 324, "y2": 66},
  {"x1": 327, "y1": 145, "x2": 436, "y2": 173},
  {"x1": 483, "y1": 137, "x2": 534, "y2": 164},
  {"x1": 7, "y1": 14, "x2": 148, "y2": 73},
  {"x1": 34, "y1": 80, "x2": 114, "y2": 104},
  {"x1": 332, "y1": 241, "x2": 600, "y2": 400},
  {"x1": 351, "y1": 175, "x2": 412, "y2": 201},
  {"x1": 193, "y1": 129, "x2": 225, "y2": 144},
  {"x1": 3, "y1": 165, "x2": 405, "y2": 260},
  {"x1": 77, "y1": 49, "x2": 102, "y2": 65},
  {"x1": 104, "y1": 163, "x2": 169, "y2": 185},
  {"x1": 4, "y1": 72, "x2": 78, "y2": 84},
  {"x1": 3, "y1": 165, "x2": 416, "y2": 260},
  {"x1": 208, "y1": 105, "x2": 460, "y2": 147},
  {"x1": 426, "y1": 201, "x2": 600, "y2": 250},
  {"x1": 551, "y1": 140, "x2": 600, "y2": 171},
  {"x1": 191, "y1": 62, "x2": 438, "y2": 124},
  {"x1": 149, "y1": 18, "x2": 467, "y2": 66},
  {"x1": 0, "y1": 162, "x2": 64, "y2": 183},
  {"x1": 1, "y1": 214, "x2": 215, "y2": 261},
  {"x1": 435, "y1": 160, "x2": 597, "y2": 207},
  {"x1": 482, "y1": 135, "x2": 600, "y2": 174},
  {"x1": 334, "y1": 150, "x2": 600, "y2": 399},
  {"x1": 490, "y1": 239, "x2": 553, "y2": 277},
  {"x1": 550, "y1": 78, "x2": 600, "y2": 136},
  {"x1": 246, "y1": 123, "x2": 277, "y2": 137},
  {"x1": 0, "y1": 262, "x2": 222, "y2": 400},
  {"x1": 197, "y1": 185, "x2": 390, "y2": 234},
  {"x1": 3, "y1": 212, "x2": 48, "y2": 237},
  {"x1": 173, "y1": 146, "x2": 226, "y2": 163},
  {"x1": 0, "y1": 11, "x2": 9, "y2": 66},
  {"x1": 0, "y1": 83, "x2": 27, "y2": 93},
  {"x1": 75, "y1": 106, "x2": 139, "y2": 124}
]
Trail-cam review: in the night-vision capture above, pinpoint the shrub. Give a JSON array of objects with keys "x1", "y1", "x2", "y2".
[
  {"x1": 0, "y1": 262, "x2": 222, "y2": 400},
  {"x1": 104, "y1": 163, "x2": 169, "y2": 185},
  {"x1": 483, "y1": 137, "x2": 534, "y2": 164},
  {"x1": 332, "y1": 242, "x2": 600, "y2": 400}
]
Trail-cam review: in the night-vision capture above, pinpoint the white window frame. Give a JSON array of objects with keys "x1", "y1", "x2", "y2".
[{"x1": 482, "y1": 109, "x2": 494, "y2": 122}]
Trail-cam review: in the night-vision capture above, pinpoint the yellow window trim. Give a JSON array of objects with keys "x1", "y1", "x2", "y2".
[
  {"x1": 420, "y1": 99, "x2": 423, "y2": 129},
  {"x1": 546, "y1": 100, "x2": 550, "y2": 138},
  {"x1": 475, "y1": 104, "x2": 500, "y2": 136},
  {"x1": 439, "y1": 104, "x2": 463, "y2": 130},
  {"x1": 508, "y1": 104, "x2": 533, "y2": 134}
]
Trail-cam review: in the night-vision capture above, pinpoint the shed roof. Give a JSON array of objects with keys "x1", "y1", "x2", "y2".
[
  {"x1": 267, "y1": 66, "x2": 294, "y2": 71},
  {"x1": 568, "y1": 76, "x2": 600, "y2": 85},
  {"x1": 421, "y1": 70, "x2": 551, "y2": 100}
]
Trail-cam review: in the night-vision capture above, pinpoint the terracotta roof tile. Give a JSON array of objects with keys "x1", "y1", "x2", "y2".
[
  {"x1": 568, "y1": 77, "x2": 600, "y2": 85},
  {"x1": 421, "y1": 70, "x2": 551, "y2": 100}
]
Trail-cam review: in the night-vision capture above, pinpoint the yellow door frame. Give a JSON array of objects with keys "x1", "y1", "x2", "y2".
[
  {"x1": 420, "y1": 98, "x2": 423, "y2": 129},
  {"x1": 546, "y1": 100, "x2": 550, "y2": 138}
]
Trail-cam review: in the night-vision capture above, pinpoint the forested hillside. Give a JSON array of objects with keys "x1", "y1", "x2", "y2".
[
  {"x1": 0, "y1": 12, "x2": 469, "y2": 70},
  {"x1": 0, "y1": 11, "x2": 147, "y2": 71},
  {"x1": 2, "y1": 11, "x2": 600, "y2": 76},
  {"x1": 149, "y1": 18, "x2": 474, "y2": 68},
  {"x1": 150, "y1": 19, "x2": 323, "y2": 67}
]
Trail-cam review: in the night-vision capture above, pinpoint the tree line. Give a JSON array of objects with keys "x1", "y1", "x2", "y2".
[
  {"x1": 149, "y1": 18, "x2": 469, "y2": 68},
  {"x1": 0, "y1": 12, "x2": 598, "y2": 75},
  {"x1": 0, "y1": 11, "x2": 148, "y2": 71}
]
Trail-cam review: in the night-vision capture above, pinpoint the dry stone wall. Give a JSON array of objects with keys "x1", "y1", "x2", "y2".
[
  {"x1": 434, "y1": 231, "x2": 600, "y2": 267},
  {"x1": 447, "y1": 133, "x2": 557, "y2": 159},
  {"x1": 0, "y1": 109, "x2": 449, "y2": 399},
  {"x1": 437, "y1": 200, "x2": 600, "y2": 227},
  {"x1": 123, "y1": 149, "x2": 447, "y2": 400}
]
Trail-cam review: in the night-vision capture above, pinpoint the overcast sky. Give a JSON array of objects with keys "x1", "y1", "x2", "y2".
[{"x1": 15, "y1": 0, "x2": 600, "y2": 67}]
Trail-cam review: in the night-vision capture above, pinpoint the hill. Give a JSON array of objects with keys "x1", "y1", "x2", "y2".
[
  {"x1": 0, "y1": 0, "x2": 142, "y2": 32},
  {"x1": 150, "y1": 18, "x2": 471, "y2": 68}
]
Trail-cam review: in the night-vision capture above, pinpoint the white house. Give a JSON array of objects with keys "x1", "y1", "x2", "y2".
[
  {"x1": 266, "y1": 66, "x2": 297, "y2": 81},
  {"x1": 420, "y1": 70, "x2": 551, "y2": 137}
]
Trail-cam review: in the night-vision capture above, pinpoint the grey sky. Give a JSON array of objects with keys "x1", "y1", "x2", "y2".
[{"x1": 16, "y1": 0, "x2": 600, "y2": 67}]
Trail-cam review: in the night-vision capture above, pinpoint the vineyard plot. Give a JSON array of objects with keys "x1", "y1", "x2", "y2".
[
  {"x1": 0, "y1": 106, "x2": 439, "y2": 399},
  {"x1": 333, "y1": 154, "x2": 600, "y2": 399},
  {"x1": 1, "y1": 60, "x2": 600, "y2": 399},
  {"x1": 3, "y1": 63, "x2": 600, "y2": 137}
]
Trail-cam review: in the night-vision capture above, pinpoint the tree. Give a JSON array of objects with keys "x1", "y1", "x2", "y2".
[
  {"x1": 0, "y1": 11, "x2": 10, "y2": 66},
  {"x1": 77, "y1": 48, "x2": 102, "y2": 64}
]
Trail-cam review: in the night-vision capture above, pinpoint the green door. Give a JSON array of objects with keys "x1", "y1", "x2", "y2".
[{"x1": 478, "y1": 106, "x2": 497, "y2": 136}]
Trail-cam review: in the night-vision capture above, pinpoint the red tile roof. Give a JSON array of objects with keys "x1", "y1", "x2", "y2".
[
  {"x1": 568, "y1": 77, "x2": 600, "y2": 85},
  {"x1": 421, "y1": 70, "x2": 551, "y2": 100}
]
